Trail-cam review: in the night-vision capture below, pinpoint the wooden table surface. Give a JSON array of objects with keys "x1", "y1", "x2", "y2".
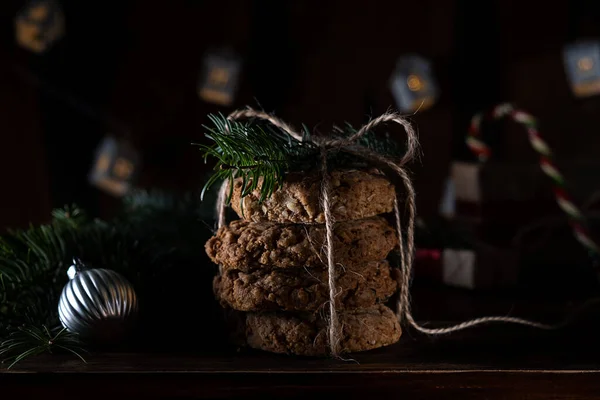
[{"x1": 3, "y1": 285, "x2": 600, "y2": 399}]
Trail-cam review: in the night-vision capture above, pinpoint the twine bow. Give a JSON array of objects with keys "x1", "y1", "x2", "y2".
[{"x1": 216, "y1": 108, "x2": 556, "y2": 357}]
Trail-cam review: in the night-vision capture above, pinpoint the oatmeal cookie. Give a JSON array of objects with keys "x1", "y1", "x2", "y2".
[
  {"x1": 229, "y1": 169, "x2": 395, "y2": 223},
  {"x1": 214, "y1": 260, "x2": 397, "y2": 312},
  {"x1": 206, "y1": 216, "x2": 397, "y2": 271},
  {"x1": 243, "y1": 305, "x2": 401, "y2": 356}
]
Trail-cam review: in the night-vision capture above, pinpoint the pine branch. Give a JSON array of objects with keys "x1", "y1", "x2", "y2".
[
  {"x1": 195, "y1": 114, "x2": 317, "y2": 206},
  {"x1": 198, "y1": 114, "x2": 407, "y2": 205},
  {"x1": 0, "y1": 325, "x2": 85, "y2": 369},
  {"x1": 0, "y1": 219, "x2": 70, "y2": 335},
  {"x1": 51, "y1": 205, "x2": 89, "y2": 229}
]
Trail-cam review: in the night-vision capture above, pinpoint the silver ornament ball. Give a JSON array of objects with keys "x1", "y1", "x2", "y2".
[{"x1": 58, "y1": 259, "x2": 138, "y2": 342}]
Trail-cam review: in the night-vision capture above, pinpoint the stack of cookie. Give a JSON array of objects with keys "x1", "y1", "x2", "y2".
[{"x1": 206, "y1": 169, "x2": 402, "y2": 356}]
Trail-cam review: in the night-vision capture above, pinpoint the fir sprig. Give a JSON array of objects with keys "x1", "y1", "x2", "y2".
[
  {"x1": 0, "y1": 222, "x2": 70, "y2": 334},
  {"x1": 0, "y1": 325, "x2": 85, "y2": 369},
  {"x1": 196, "y1": 114, "x2": 316, "y2": 205},
  {"x1": 197, "y1": 114, "x2": 406, "y2": 206}
]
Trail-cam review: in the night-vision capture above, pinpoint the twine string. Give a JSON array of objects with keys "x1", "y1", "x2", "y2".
[
  {"x1": 320, "y1": 148, "x2": 342, "y2": 355},
  {"x1": 216, "y1": 179, "x2": 229, "y2": 230},
  {"x1": 216, "y1": 107, "x2": 559, "y2": 356},
  {"x1": 228, "y1": 107, "x2": 304, "y2": 141},
  {"x1": 393, "y1": 198, "x2": 408, "y2": 325}
]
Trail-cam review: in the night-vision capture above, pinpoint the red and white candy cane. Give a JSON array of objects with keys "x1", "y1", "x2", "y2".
[{"x1": 466, "y1": 103, "x2": 600, "y2": 258}]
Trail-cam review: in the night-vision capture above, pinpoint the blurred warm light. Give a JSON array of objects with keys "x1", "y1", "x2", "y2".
[
  {"x1": 407, "y1": 74, "x2": 424, "y2": 91},
  {"x1": 578, "y1": 57, "x2": 594, "y2": 72},
  {"x1": 29, "y1": 4, "x2": 49, "y2": 21},
  {"x1": 96, "y1": 154, "x2": 111, "y2": 173},
  {"x1": 113, "y1": 158, "x2": 134, "y2": 179},
  {"x1": 209, "y1": 68, "x2": 230, "y2": 86}
]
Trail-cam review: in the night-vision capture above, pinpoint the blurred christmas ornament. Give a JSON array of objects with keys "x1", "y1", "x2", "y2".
[
  {"x1": 563, "y1": 40, "x2": 600, "y2": 98},
  {"x1": 15, "y1": 0, "x2": 65, "y2": 54},
  {"x1": 197, "y1": 48, "x2": 242, "y2": 106},
  {"x1": 89, "y1": 135, "x2": 141, "y2": 197},
  {"x1": 58, "y1": 258, "x2": 138, "y2": 342},
  {"x1": 390, "y1": 54, "x2": 438, "y2": 113}
]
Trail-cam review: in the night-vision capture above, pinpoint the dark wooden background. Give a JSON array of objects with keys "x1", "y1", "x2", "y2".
[{"x1": 2, "y1": 0, "x2": 600, "y2": 229}]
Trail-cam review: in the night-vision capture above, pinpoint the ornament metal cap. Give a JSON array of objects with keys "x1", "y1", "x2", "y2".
[{"x1": 67, "y1": 257, "x2": 85, "y2": 280}]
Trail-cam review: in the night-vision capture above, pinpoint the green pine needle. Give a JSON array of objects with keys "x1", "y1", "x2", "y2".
[
  {"x1": 0, "y1": 325, "x2": 86, "y2": 369},
  {"x1": 51, "y1": 205, "x2": 88, "y2": 229}
]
